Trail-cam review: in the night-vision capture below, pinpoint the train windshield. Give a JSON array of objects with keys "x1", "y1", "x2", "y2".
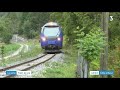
[{"x1": 43, "y1": 27, "x2": 60, "y2": 37}]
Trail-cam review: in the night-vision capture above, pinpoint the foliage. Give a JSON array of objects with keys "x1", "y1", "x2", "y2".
[
  {"x1": 0, "y1": 12, "x2": 120, "y2": 77},
  {"x1": 108, "y1": 42, "x2": 120, "y2": 78},
  {"x1": 0, "y1": 17, "x2": 13, "y2": 43},
  {"x1": 18, "y1": 12, "x2": 50, "y2": 39},
  {"x1": 75, "y1": 26, "x2": 106, "y2": 62},
  {"x1": 107, "y1": 12, "x2": 120, "y2": 77},
  {"x1": 50, "y1": 12, "x2": 101, "y2": 46},
  {"x1": 0, "y1": 12, "x2": 50, "y2": 43},
  {"x1": 109, "y1": 12, "x2": 120, "y2": 49}
]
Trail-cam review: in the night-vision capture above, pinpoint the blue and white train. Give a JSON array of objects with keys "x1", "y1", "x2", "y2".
[{"x1": 40, "y1": 22, "x2": 63, "y2": 52}]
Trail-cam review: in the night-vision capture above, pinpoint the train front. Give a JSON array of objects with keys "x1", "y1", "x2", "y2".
[{"x1": 40, "y1": 22, "x2": 63, "y2": 52}]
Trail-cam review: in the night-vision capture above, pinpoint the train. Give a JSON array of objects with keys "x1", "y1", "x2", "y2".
[{"x1": 40, "y1": 22, "x2": 63, "y2": 53}]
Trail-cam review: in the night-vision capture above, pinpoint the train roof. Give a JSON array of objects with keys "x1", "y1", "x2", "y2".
[{"x1": 43, "y1": 22, "x2": 59, "y2": 27}]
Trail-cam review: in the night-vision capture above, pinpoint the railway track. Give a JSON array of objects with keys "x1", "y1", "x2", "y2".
[{"x1": 0, "y1": 54, "x2": 56, "y2": 78}]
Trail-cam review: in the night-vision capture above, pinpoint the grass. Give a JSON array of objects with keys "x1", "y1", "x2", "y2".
[
  {"x1": 0, "y1": 43, "x2": 20, "y2": 57},
  {"x1": 108, "y1": 48, "x2": 120, "y2": 78},
  {"x1": 0, "y1": 39, "x2": 42, "y2": 67},
  {"x1": 0, "y1": 40, "x2": 108, "y2": 78},
  {"x1": 39, "y1": 44, "x2": 101, "y2": 78},
  {"x1": 32, "y1": 45, "x2": 100, "y2": 78},
  {"x1": 43, "y1": 62, "x2": 76, "y2": 78},
  {"x1": 32, "y1": 46, "x2": 77, "y2": 78},
  {"x1": 89, "y1": 59, "x2": 100, "y2": 78}
]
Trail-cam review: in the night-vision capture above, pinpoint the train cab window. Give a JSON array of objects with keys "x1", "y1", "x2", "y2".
[{"x1": 43, "y1": 26, "x2": 60, "y2": 37}]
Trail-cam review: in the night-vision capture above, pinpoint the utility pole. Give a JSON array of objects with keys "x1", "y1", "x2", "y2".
[{"x1": 100, "y1": 12, "x2": 109, "y2": 78}]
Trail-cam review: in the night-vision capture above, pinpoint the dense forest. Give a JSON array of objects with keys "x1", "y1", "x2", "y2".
[{"x1": 0, "y1": 12, "x2": 120, "y2": 77}]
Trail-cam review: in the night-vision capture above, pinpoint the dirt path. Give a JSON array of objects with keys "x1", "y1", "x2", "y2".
[
  {"x1": 0, "y1": 44, "x2": 23, "y2": 60},
  {"x1": 0, "y1": 43, "x2": 29, "y2": 60},
  {"x1": 24, "y1": 44, "x2": 29, "y2": 53},
  {"x1": 0, "y1": 34, "x2": 29, "y2": 60}
]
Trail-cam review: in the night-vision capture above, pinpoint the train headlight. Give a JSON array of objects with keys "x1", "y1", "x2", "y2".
[
  {"x1": 57, "y1": 37, "x2": 61, "y2": 41},
  {"x1": 41, "y1": 37, "x2": 46, "y2": 41}
]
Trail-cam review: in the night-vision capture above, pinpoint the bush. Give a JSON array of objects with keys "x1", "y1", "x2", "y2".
[
  {"x1": 2, "y1": 33, "x2": 12, "y2": 44},
  {"x1": 75, "y1": 26, "x2": 106, "y2": 62}
]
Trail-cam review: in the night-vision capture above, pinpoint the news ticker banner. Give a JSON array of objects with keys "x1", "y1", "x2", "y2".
[
  {"x1": 0, "y1": 70, "x2": 114, "y2": 77},
  {"x1": 90, "y1": 70, "x2": 114, "y2": 75},
  {"x1": 0, "y1": 70, "x2": 31, "y2": 77}
]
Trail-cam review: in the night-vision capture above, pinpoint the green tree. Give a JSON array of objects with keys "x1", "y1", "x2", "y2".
[{"x1": 0, "y1": 17, "x2": 13, "y2": 43}]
